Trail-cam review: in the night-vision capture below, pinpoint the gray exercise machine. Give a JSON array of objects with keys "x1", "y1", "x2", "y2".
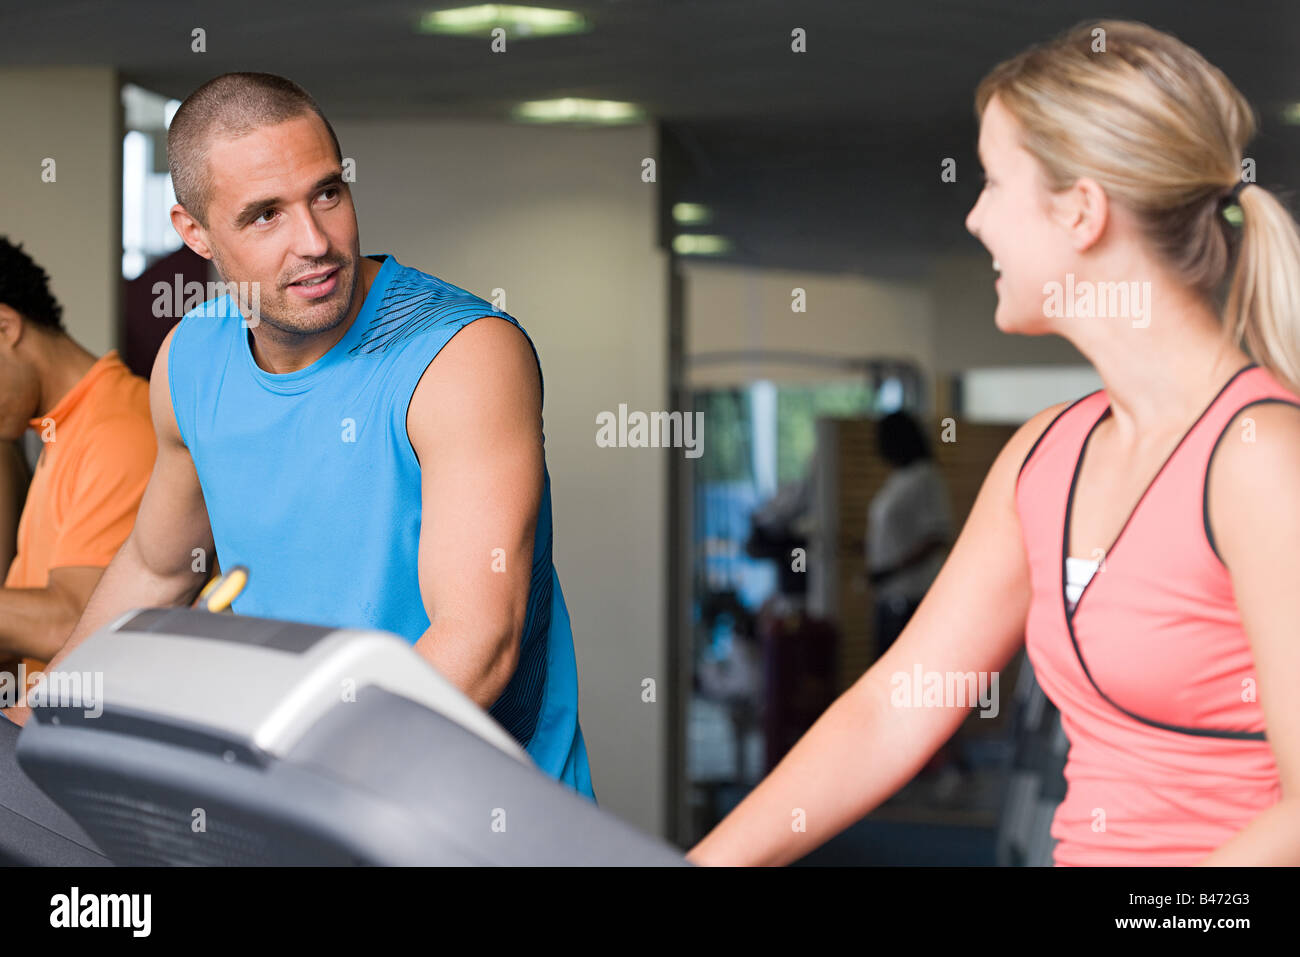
[{"x1": 6, "y1": 607, "x2": 685, "y2": 866}]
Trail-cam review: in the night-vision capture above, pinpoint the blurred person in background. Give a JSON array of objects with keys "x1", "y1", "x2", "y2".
[
  {"x1": 866, "y1": 410, "x2": 954, "y2": 656},
  {"x1": 866, "y1": 410, "x2": 965, "y2": 796}
]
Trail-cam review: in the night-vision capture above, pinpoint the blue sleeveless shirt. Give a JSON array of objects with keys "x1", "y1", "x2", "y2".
[{"x1": 167, "y1": 254, "x2": 593, "y2": 799}]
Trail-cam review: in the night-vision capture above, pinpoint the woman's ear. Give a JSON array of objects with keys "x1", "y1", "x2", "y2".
[{"x1": 1050, "y1": 177, "x2": 1110, "y2": 253}]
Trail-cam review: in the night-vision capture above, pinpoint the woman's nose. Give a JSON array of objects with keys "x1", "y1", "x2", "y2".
[{"x1": 965, "y1": 195, "x2": 982, "y2": 236}]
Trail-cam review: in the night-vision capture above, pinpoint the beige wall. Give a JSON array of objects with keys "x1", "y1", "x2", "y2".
[
  {"x1": 683, "y1": 255, "x2": 1094, "y2": 420},
  {"x1": 683, "y1": 260, "x2": 937, "y2": 389},
  {"x1": 0, "y1": 68, "x2": 120, "y2": 355},
  {"x1": 333, "y1": 118, "x2": 669, "y2": 835},
  {"x1": 684, "y1": 255, "x2": 1091, "y2": 386},
  {"x1": 931, "y1": 253, "x2": 1087, "y2": 374}
]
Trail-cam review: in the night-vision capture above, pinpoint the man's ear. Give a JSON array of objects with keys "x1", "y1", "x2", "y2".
[
  {"x1": 0, "y1": 304, "x2": 24, "y2": 350},
  {"x1": 1050, "y1": 177, "x2": 1109, "y2": 253},
  {"x1": 169, "y1": 203, "x2": 214, "y2": 260}
]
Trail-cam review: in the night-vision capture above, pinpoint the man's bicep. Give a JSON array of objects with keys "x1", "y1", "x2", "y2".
[
  {"x1": 416, "y1": 439, "x2": 541, "y2": 636},
  {"x1": 410, "y1": 319, "x2": 544, "y2": 632}
]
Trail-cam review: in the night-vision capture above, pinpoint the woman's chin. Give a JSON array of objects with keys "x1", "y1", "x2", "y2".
[{"x1": 993, "y1": 304, "x2": 1042, "y2": 335}]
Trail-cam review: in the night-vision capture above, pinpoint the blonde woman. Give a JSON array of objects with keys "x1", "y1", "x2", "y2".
[{"x1": 689, "y1": 20, "x2": 1300, "y2": 866}]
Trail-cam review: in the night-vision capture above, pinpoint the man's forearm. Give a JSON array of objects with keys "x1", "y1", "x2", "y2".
[
  {"x1": 45, "y1": 537, "x2": 207, "y2": 673},
  {"x1": 0, "y1": 586, "x2": 81, "y2": 661},
  {"x1": 413, "y1": 617, "x2": 518, "y2": 710},
  {"x1": 0, "y1": 543, "x2": 201, "y2": 728}
]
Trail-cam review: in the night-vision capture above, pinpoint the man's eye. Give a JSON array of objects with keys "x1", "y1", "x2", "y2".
[
  {"x1": 253, "y1": 209, "x2": 277, "y2": 225},
  {"x1": 319, "y1": 188, "x2": 339, "y2": 202}
]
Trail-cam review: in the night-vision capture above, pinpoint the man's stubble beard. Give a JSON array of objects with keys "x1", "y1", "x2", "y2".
[{"x1": 210, "y1": 248, "x2": 358, "y2": 339}]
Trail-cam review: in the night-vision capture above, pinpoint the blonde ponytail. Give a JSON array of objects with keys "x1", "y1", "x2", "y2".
[{"x1": 1222, "y1": 184, "x2": 1300, "y2": 393}]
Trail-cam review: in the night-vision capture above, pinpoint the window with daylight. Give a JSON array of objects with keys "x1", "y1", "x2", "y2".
[{"x1": 122, "y1": 84, "x2": 183, "y2": 280}]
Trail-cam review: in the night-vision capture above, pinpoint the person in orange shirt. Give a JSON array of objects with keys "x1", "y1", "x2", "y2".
[
  {"x1": 0, "y1": 239, "x2": 155, "y2": 689},
  {"x1": 0, "y1": 439, "x2": 26, "y2": 581}
]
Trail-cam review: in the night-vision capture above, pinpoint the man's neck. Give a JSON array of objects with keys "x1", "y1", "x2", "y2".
[
  {"x1": 33, "y1": 331, "x2": 99, "y2": 421},
  {"x1": 247, "y1": 255, "x2": 382, "y2": 374}
]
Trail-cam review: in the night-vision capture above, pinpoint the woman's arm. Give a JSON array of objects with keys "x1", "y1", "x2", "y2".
[
  {"x1": 1199, "y1": 402, "x2": 1300, "y2": 865},
  {"x1": 688, "y1": 403, "x2": 1066, "y2": 866}
]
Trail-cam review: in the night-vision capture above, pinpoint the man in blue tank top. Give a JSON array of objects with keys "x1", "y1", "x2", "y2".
[{"x1": 19, "y1": 73, "x2": 593, "y2": 799}]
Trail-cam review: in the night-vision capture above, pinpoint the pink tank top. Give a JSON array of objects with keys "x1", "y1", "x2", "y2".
[{"x1": 1016, "y1": 362, "x2": 1300, "y2": 865}]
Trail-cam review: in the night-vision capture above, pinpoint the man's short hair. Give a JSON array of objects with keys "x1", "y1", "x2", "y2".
[
  {"x1": 0, "y1": 238, "x2": 64, "y2": 332},
  {"x1": 167, "y1": 72, "x2": 343, "y2": 229}
]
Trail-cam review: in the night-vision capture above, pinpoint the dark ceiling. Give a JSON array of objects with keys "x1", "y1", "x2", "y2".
[{"x1": 3, "y1": 0, "x2": 1299, "y2": 277}]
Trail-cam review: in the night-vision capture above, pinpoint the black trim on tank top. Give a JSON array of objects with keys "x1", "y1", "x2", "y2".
[
  {"x1": 1017, "y1": 389, "x2": 1104, "y2": 484},
  {"x1": 1059, "y1": 361, "x2": 1266, "y2": 742},
  {"x1": 1203, "y1": 396, "x2": 1300, "y2": 570}
]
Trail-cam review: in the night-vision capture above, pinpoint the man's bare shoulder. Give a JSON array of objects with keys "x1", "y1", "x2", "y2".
[
  {"x1": 407, "y1": 317, "x2": 542, "y2": 461},
  {"x1": 417, "y1": 316, "x2": 538, "y2": 394}
]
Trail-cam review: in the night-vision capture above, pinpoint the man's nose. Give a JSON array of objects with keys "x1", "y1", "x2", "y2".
[{"x1": 292, "y1": 208, "x2": 330, "y2": 259}]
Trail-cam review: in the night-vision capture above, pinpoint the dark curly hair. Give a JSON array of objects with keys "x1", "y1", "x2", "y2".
[{"x1": 0, "y1": 238, "x2": 64, "y2": 332}]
